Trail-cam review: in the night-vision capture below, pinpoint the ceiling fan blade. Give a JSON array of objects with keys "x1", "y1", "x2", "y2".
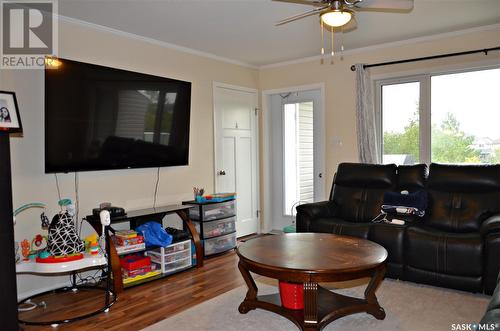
[
  {"x1": 354, "y1": 0, "x2": 413, "y2": 10},
  {"x1": 272, "y1": 0, "x2": 327, "y2": 7},
  {"x1": 275, "y1": 6, "x2": 329, "y2": 26}
]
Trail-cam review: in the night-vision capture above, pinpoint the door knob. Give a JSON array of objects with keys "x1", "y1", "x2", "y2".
[
  {"x1": 218, "y1": 170, "x2": 226, "y2": 176},
  {"x1": 318, "y1": 173, "x2": 323, "y2": 178}
]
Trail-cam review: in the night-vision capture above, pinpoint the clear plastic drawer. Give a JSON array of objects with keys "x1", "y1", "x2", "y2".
[
  {"x1": 202, "y1": 217, "x2": 236, "y2": 239},
  {"x1": 204, "y1": 232, "x2": 237, "y2": 256},
  {"x1": 148, "y1": 248, "x2": 191, "y2": 264},
  {"x1": 148, "y1": 240, "x2": 191, "y2": 255},
  {"x1": 146, "y1": 239, "x2": 192, "y2": 274},
  {"x1": 188, "y1": 200, "x2": 236, "y2": 221}
]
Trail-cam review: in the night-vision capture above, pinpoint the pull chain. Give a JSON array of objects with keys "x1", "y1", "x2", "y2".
[
  {"x1": 340, "y1": 26, "x2": 345, "y2": 60},
  {"x1": 331, "y1": 27, "x2": 335, "y2": 64},
  {"x1": 320, "y1": 19, "x2": 325, "y2": 59}
]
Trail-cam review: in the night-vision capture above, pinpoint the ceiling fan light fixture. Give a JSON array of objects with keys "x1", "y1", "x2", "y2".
[{"x1": 320, "y1": 10, "x2": 352, "y2": 27}]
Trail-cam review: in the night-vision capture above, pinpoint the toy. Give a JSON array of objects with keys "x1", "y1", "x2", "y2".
[
  {"x1": 36, "y1": 253, "x2": 83, "y2": 264},
  {"x1": 27, "y1": 234, "x2": 49, "y2": 259},
  {"x1": 21, "y1": 240, "x2": 30, "y2": 261},
  {"x1": 38, "y1": 251, "x2": 51, "y2": 259},
  {"x1": 14, "y1": 203, "x2": 49, "y2": 263},
  {"x1": 13, "y1": 202, "x2": 47, "y2": 226},
  {"x1": 89, "y1": 242, "x2": 99, "y2": 255},
  {"x1": 47, "y1": 201, "x2": 85, "y2": 256},
  {"x1": 98, "y1": 210, "x2": 111, "y2": 252}
]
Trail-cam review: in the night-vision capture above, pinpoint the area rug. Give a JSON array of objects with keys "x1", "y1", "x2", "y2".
[{"x1": 142, "y1": 278, "x2": 489, "y2": 331}]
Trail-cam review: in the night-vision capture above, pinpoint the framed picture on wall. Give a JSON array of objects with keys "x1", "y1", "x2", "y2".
[{"x1": 0, "y1": 91, "x2": 22, "y2": 134}]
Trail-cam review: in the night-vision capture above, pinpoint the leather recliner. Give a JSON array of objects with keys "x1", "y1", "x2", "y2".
[{"x1": 296, "y1": 162, "x2": 500, "y2": 294}]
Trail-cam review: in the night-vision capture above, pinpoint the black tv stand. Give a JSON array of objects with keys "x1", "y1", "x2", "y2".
[{"x1": 86, "y1": 204, "x2": 203, "y2": 293}]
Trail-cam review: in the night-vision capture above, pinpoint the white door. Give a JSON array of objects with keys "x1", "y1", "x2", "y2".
[
  {"x1": 214, "y1": 84, "x2": 259, "y2": 237},
  {"x1": 270, "y1": 89, "x2": 325, "y2": 231}
]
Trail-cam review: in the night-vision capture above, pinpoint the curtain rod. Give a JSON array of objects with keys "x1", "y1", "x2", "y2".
[{"x1": 350, "y1": 46, "x2": 500, "y2": 71}]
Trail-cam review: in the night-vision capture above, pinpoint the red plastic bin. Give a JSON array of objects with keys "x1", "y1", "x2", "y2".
[
  {"x1": 120, "y1": 255, "x2": 151, "y2": 271},
  {"x1": 279, "y1": 281, "x2": 304, "y2": 310}
]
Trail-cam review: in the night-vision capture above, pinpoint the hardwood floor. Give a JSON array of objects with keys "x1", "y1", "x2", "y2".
[{"x1": 21, "y1": 250, "x2": 249, "y2": 331}]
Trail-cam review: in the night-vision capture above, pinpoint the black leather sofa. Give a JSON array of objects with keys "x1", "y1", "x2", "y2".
[{"x1": 296, "y1": 162, "x2": 500, "y2": 294}]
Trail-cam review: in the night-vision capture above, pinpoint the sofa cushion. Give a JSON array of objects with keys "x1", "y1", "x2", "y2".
[
  {"x1": 369, "y1": 223, "x2": 406, "y2": 265},
  {"x1": 331, "y1": 163, "x2": 397, "y2": 223},
  {"x1": 397, "y1": 164, "x2": 427, "y2": 192},
  {"x1": 405, "y1": 225, "x2": 483, "y2": 277},
  {"x1": 333, "y1": 163, "x2": 397, "y2": 189},
  {"x1": 426, "y1": 190, "x2": 497, "y2": 233},
  {"x1": 331, "y1": 186, "x2": 389, "y2": 223},
  {"x1": 425, "y1": 164, "x2": 500, "y2": 233},
  {"x1": 310, "y1": 218, "x2": 371, "y2": 239},
  {"x1": 405, "y1": 265, "x2": 482, "y2": 293},
  {"x1": 427, "y1": 163, "x2": 500, "y2": 193}
]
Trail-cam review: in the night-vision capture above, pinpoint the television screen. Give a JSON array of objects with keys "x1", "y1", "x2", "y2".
[{"x1": 45, "y1": 58, "x2": 191, "y2": 173}]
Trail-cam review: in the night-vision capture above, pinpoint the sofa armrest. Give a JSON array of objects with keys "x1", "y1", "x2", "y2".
[
  {"x1": 481, "y1": 215, "x2": 500, "y2": 237},
  {"x1": 296, "y1": 201, "x2": 339, "y2": 232}
]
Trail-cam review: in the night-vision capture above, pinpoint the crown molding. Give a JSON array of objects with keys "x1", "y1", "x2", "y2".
[
  {"x1": 56, "y1": 14, "x2": 259, "y2": 70},
  {"x1": 55, "y1": 14, "x2": 500, "y2": 71},
  {"x1": 259, "y1": 22, "x2": 500, "y2": 69}
]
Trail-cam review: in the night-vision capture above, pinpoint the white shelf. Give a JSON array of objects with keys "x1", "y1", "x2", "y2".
[{"x1": 16, "y1": 254, "x2": 107, "y2": 274}]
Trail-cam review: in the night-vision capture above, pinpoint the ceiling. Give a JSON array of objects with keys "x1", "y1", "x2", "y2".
[{"x1": 59, "y1": 0, "x2": 500, "y2": 67}]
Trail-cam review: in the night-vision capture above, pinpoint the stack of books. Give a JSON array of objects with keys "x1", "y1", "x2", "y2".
[
  {"x1": 112, "y1": 230, "x2": 146, "y2": 255},
  {"x1": 120, "y1": 254, "x2": 160, "y2": 284}
]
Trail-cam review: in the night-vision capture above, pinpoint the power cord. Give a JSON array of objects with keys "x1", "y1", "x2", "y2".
[
  {"x1": 54, "y1": 173, "x2": 62, "y2": 211},
  {"x1": 74, "y1": 172, "x2": 80, "y2": 227},
  {"x1": 153, "y1": 167, "x2": 160, "y2": 209}
]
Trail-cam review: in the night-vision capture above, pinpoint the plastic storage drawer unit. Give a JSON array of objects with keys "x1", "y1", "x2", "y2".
[
  {"x1": 146, "y1": 240, "x2": 192, "y2": 274},
  {"x1": 194, "y1": 217, "x2": 236, "y2": 239},
  {"x1": 204, "y1": 232, "x2": 237, "y2": 256},
  {"x1": 188, "y1": 200, "x2": 236, "y2": 221}
]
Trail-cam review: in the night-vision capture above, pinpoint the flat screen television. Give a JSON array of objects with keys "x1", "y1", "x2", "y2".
[{"x1": 45, "y1": 58, "x2": 191, "y2": 173}]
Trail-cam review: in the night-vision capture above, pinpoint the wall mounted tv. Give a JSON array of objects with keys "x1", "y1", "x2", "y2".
[{"x1": 45, "y1": 58, "x2": 191, "y2": 173}]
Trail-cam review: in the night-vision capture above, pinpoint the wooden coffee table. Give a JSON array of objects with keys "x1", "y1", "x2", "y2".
[{"x1": 236, "y1": 233, "x2": 388, "y2": 331}]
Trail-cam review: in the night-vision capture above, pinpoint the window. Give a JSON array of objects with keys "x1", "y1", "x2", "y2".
[
  {"x1": 381, "y1": 82, "x2": 420, "y2": 165},
  {"x1": 283, "y1": 101, "x2": 314, "y2": 215},
  {"x1": 377, "y1": 67, "x2": 500, "y2": 165}
]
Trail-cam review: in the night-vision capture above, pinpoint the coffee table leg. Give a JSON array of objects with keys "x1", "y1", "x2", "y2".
[
  {"x1": 238, "y1": 261, "x2": 258, "y2": 314},
  {"x1": 303, "y1": 282, "x2": 318, "y2": 331},
  {"x1": 364, "y1": 265, "x2": 386, "y2": 320}
]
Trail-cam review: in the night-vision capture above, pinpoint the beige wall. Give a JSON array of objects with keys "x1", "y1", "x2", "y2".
[
  {"x1": 1, "y1": 19, "x2": 258, "y2": 297},
  {"x1": 3, "y1": 18, "x2": 500, "y2": 295},
  {"x1": 259, "y1": 26, "x2": 500, "y2": 202}
]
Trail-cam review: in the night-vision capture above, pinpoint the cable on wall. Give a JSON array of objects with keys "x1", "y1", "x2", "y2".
[
  {"x1": 54, "y1": 174, "x2": 62, "y2": 211},
  {"x1": 153, "y1": 167, "x2": 160, "y2": 209},
  {"x1": 74, "y1": 172, "x2": 80, "y2": 227}
]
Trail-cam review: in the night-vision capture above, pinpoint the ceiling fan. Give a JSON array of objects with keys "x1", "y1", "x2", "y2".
[
  {"x1": 273, "y1": 0, "x2": 414, "y2": 62},
  {"x1": 274, "y1": 0, "x2": 414, "y2": 28}
]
